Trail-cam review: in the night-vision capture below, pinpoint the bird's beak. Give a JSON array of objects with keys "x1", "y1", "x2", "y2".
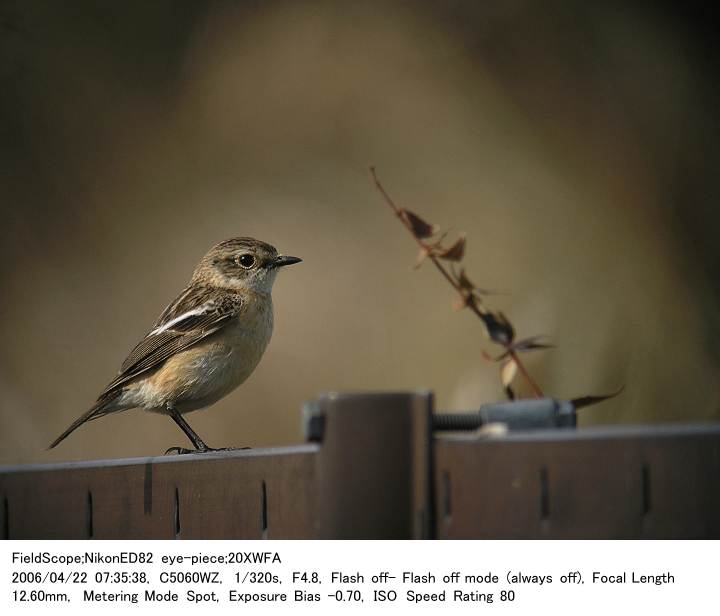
[{"x1": 272, "y1": 255, "x2": 302, "y2": 268}]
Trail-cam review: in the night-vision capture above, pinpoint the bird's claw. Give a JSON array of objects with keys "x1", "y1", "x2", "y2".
[
  {"x1": 164, "y1": 446, "x2": 251, "y2": 455},
  {"x1": 164, "y1": 446, "x2": 195, "y2": 455}
]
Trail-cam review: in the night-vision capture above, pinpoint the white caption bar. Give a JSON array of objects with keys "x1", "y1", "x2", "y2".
[{"x1": 1, "y1": 540, "x2": 714, "y2": 615}]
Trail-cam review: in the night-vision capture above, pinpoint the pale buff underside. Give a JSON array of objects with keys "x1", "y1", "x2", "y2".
[{"x1": 110, "y1": 296, "x2": 273, "y2": 415}]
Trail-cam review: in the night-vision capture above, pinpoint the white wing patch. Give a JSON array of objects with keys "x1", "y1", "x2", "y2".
[{"x1": 148, "y1": 302, "x2": 215, "y2": 335}]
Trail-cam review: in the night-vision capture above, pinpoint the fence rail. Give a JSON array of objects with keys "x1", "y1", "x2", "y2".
[
  {"x1": 435, "y1": 424, "x2": 720, "y2": 539},
  {"x1": 1, "y1": 392, "x2": 719, "y2": 539}
]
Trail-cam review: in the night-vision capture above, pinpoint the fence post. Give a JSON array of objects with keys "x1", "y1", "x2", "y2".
[{"x1": 310, "y1": 391, "x2": 434, "y2": 539}]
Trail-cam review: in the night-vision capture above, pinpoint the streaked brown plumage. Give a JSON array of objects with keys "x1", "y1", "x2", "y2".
[{"x1": 48, "y1": 237, "x2": 301, "y2": 453}]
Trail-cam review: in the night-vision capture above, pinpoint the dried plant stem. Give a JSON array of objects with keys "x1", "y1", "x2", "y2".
[{"x1": 370, "y1": 167, "x2": 544, "y2": 398}]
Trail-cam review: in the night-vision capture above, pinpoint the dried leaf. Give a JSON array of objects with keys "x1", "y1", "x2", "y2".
[
  {"x1": 454, "y1": 293, "x2": 480, "y2": 312},
  {"x1": 501, "y1": 358, "x2": 517, "y2": 400},
  {"x1": 500, "y1": 357, "x2": 518, "y2": 388},
  {"x1": 498, "y1": 312, "x2": 515, "y2": 334},
  {"x1": 453, "y1": 296, "x2": 469, "y2": 311},
  {"x1": 399, "y1": 209, "x2": 438, "y2": 239},
  {"x1": 417, "y1": 232, "x2": 451, "y2": 269},
  {"x1": 480, "y1": 350, "x2": 495, "y2": 363},
  {"x1": 571, "y1": 385, "x2": 625, "y2": 410},
  {"x1": 454, "y1": 267, "x2": 505, "y2": 297},
  {"x1": 512, "y1": 336, "x2": 554, "y2": 353},
  {"x1": 480, "y1": 311, "x2": 515, "y2": 345},
  {"x1": 438, "y1": 234, "x2": 466, "y2": 261},
  {"x1": 414, "y1": 247, "x2": 431, "y2": 269},
  {"x1": 456, "y1": 268, "x2": 475, "y2": 291},
  {"x1": 451, "y1": 267, "x2": 474, "y2": 310},
  {"x1": 474, "y1": 287, "x2": 507, "y2": 297}
]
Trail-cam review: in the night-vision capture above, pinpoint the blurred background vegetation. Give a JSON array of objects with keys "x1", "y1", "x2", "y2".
[{"x1": 1, "y1": 0, "x2": 718, "y2": 463}]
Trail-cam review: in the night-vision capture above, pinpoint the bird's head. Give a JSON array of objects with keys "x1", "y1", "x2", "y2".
[{"x1": 193, "y1": 237, "x2": 301, "y2": 293}]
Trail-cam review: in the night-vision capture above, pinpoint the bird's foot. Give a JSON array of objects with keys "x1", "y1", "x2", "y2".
[{"x1": 164, "y1": 446, "x2": 251, "y2": 455}]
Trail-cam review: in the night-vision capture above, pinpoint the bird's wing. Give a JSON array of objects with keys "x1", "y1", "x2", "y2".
[
  {"x1": 150, "y1": 283, "x2": 207, "y2": 330},
  {"x1": 98, "y1": 286, "x2": 244, "y2": 398}
]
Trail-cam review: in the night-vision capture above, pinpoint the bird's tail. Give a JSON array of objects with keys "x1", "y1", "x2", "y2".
[{"x1": 47, "y1": 391, "x2": 121, "y2": 449}]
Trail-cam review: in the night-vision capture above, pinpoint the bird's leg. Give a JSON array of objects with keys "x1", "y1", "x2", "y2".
[
  {"x1": 165, "y1": 405, "x2": 209, "y2": 454},
  {"x1": 164, "y1": 404, "x2": 250, "y2": 455}
]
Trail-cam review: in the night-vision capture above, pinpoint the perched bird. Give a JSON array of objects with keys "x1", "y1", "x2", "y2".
[{"x1": 48, "y1": 237, "x2": 301, "y2": 454}]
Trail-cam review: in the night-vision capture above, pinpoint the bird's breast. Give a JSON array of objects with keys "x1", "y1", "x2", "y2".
[
  {"x1": 222, "y1": 296, "x2": 274, "y2": 371},
  {"x1": 132, "y1": 295, "x2": 274, "y2": 412}
]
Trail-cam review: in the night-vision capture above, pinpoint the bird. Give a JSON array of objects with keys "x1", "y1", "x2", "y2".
[{"x1": 48, "y1": 237, "x2": 301, "y2": 454}]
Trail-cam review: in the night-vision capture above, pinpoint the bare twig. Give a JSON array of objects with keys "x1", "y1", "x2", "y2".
[{"x1": 370, "y1": 167, "x2": 544, "y2": 398}]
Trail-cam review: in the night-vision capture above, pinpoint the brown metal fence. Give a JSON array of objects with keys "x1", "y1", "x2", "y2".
[{"x1": 1, "y1": 392, "x2": 718, "y2": 539}]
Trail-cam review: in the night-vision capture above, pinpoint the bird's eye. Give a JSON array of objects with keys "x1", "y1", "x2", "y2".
[{"x1": 237, "y1": 253, "x2": 255, "y2": 269}]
